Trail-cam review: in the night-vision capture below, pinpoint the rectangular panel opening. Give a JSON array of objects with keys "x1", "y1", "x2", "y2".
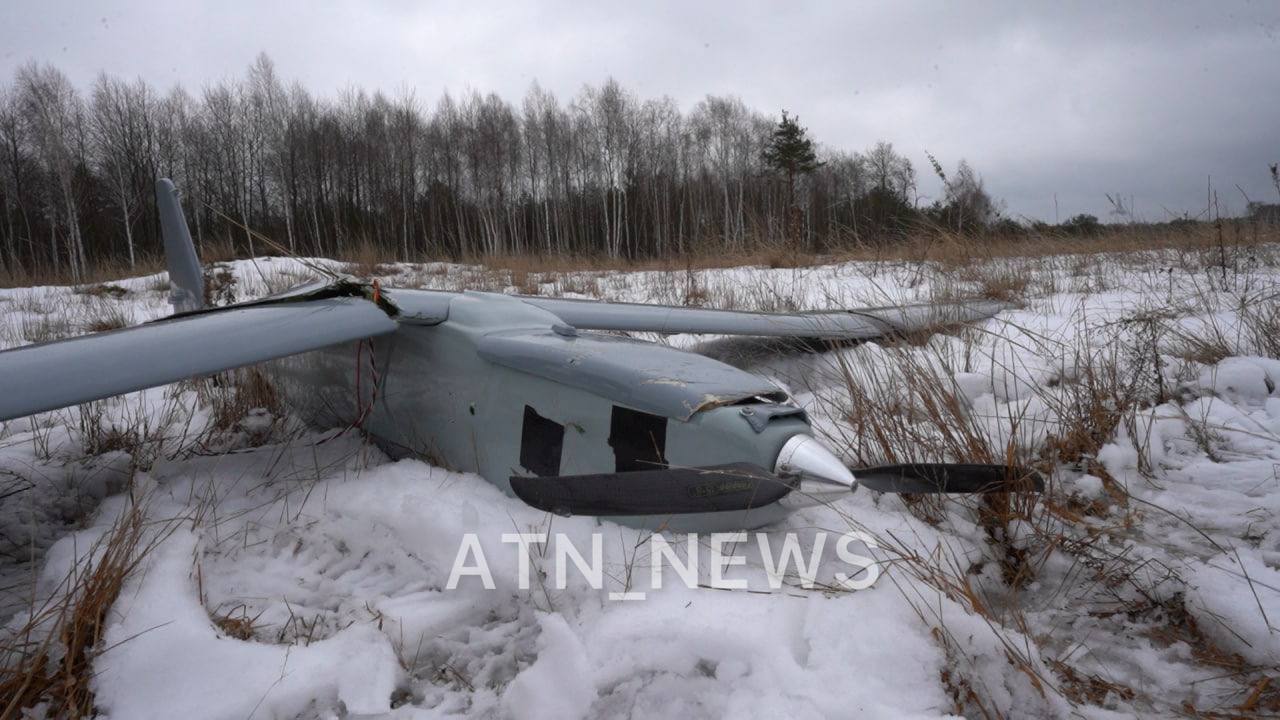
[
  {"x1": 608, "y1": 406, "x2": 668, "y2": 472},
  {"x1": 520, "y1": 405, "x2": 565, "y2": 477}
]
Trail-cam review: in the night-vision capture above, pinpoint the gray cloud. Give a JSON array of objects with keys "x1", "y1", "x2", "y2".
[{"x1": 3, "y1": 0, "x2": 1278, "y2": 220}]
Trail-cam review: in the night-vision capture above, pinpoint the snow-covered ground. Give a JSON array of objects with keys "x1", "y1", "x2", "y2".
[{"x1": 2, "y1": 243, "x2": 1280, "y2": 718}]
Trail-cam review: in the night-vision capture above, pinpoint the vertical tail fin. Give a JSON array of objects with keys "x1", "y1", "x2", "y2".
[{"x1": 156, "y1": 178, "x2": 204, "y2": 313}]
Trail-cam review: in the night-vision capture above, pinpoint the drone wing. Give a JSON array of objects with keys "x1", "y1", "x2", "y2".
[
  {"x1": 523, "y1": 296, "x2": 1006, "y2": 340},
  {"x1": 0, "y1": 178, "x2": 402, "y2": 423},
  {"x1": 0, "y1": 295, "x2": 396, "y2": 422}
]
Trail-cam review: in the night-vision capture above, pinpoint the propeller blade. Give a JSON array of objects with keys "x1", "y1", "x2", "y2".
[
  {"x1": 509, "y1": 463, "x2": 794, "y2": 516},
  {"x1": 853, "y1": 463, "x2": 1044, "y2": 494}
]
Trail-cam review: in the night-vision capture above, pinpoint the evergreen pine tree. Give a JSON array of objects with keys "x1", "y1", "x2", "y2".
[{"x1": 762, "y1": 110, "x2": 823, "y2": 244}]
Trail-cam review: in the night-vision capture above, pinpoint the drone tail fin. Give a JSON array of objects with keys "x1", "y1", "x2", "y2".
[{"x1": 156, "y1": 178, "x2": 205, "y2": 313}]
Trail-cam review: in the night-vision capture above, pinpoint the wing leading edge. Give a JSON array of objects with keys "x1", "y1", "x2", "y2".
[
  {"x1": 522, "y1": 296, "x2": 1007, "y2": 340},
  {"x1": 0, "y1": 296, "x2": 397, "y2": 422}
]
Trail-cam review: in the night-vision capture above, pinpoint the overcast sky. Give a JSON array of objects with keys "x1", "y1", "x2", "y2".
[{"x1": 3, "y1": 1, "x2": 1278, "y2": 222}]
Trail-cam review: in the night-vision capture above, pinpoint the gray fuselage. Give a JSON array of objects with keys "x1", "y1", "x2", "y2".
[{"x1": 268, "y1": 290, "x2": 812, "y2": 531}]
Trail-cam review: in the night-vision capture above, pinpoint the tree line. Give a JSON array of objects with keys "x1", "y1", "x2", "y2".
[{"x1": 0, "y1": 54, "x2": 1005, "y2": 280}]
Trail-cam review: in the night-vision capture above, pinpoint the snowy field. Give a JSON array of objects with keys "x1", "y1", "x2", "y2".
[{"x1": 3, "y1": 242, "x2": 1280, "y2": 718}]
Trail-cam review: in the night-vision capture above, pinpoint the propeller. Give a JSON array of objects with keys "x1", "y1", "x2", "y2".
[
  {"x1": 510, "y1": 461, "x2": 1043, "y2": 517},
  {"x1": 851, "y1": 462, "x2": 1045, "y2": 494}
]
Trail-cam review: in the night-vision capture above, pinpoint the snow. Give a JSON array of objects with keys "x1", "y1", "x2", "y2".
[
  {"x1": 2, "y1": 245, "x2": 1280, "y2": 718},
  {"x1": 1197, "y1": 356, "x2": 1278, "y2": 402},
  {"x1": 95, "y1": 530, "x2": 401, "y2": 720},
  {"x1": 1185, "y1": 550, "x2": 1280, "y2": 666},
  {"x1": 501, "y1": 613, "x2": 593, "y2": 720}
]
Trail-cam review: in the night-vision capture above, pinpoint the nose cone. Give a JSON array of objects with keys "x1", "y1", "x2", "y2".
[{"x1": 774, "y1": 434, "x2": 857, "y2": 507}]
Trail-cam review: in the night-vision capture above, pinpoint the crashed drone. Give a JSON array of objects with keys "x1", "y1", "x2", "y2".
[{"x1": 0, "y1": 180, "x2": 1039, "y2": 531}]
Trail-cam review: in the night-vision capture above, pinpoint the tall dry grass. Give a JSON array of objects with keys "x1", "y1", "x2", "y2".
[
  {"x1": 795, "y1": 239, "x2": 1280, "y2": 716},
  {"x1": 5, "y1": 222, "x2": 1274, "y2": 291},
  {"x1": 0, "y1": 500, "x2": 175, "y2": 719}
]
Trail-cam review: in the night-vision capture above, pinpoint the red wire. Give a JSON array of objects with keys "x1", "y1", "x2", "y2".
[
  {"x1": 351, "y1": 338, "x2": 380, "y2": 429},
  {"x1": 353, "y1": 340, "x2": 363, "y2": 426}
]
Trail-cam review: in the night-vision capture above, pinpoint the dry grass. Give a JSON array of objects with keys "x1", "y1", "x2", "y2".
[
  {"x1": 72, "y1": 395, "x2": 198, "y2": 469},
  {"x1": 547, "y1": 224, "x2": 1272, "y2": 274},
  {"x1": 20, "y1": 313, "x2": 72, "y2": 344},
  {"x1": 196, "y1": 236, "x2": 239, "y2": 265},
  {"x1": 197, "y1": 367, "x2": 284, "y2": 445},
  {"x1": 76, "y1": 401, "x2": 145, "y2": 458},
  {"x1": 1168, "y1": 332, "x2": 1234, "y2": 366},
  {"x1": 1159, "y1": 280, "x2": 1280, "y2": 365},
  {"x1": 554, "y1": 272, "x2": 599, "y2": 297},
  {"x1": 824, "y1": 344, "x2": 1009, "y2": 467},
  {"x1": 968, "y1": 265, "x2": 1033, "y2": 303},
  {"x1": 508, "y1": 267, "x2": 543, "y2": 295},
  {"x1": 0, "y1": 255, "x2": 165, "y2": 291},
  {"x1": 4, "y1": 222, "x2": 1274, "y2": 294},
  {"x1": 0, "y1": 500, "x2": 170, "y2": 719},
  {"x1": 1044, "y1": 348, "x2": 1153, "y2": 467},
  {"x1": 805, "y1": 267, "x2": 1280, "y2": 715},
  {"x1": 338, "y1": 240, "x2": 397, "y2": 279},
  {"x1": 1242, "y1": 300, "x2": 1280, "y2": 359},
  {"x1": 209, "y1": 603, "x2": 264, "y2": 641},
  {"x1": 259, "y1": 266, "x2": 321, "y2": 296},
  {"x1": 72, "y1": 283, "x2": 129, "y2": 300},
  {"x1": 83, "y1": 305, "x2": 134, "y2": 334},
  {"x1": 202, "y1": 266, "x2": 238, "y2": 307}
]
